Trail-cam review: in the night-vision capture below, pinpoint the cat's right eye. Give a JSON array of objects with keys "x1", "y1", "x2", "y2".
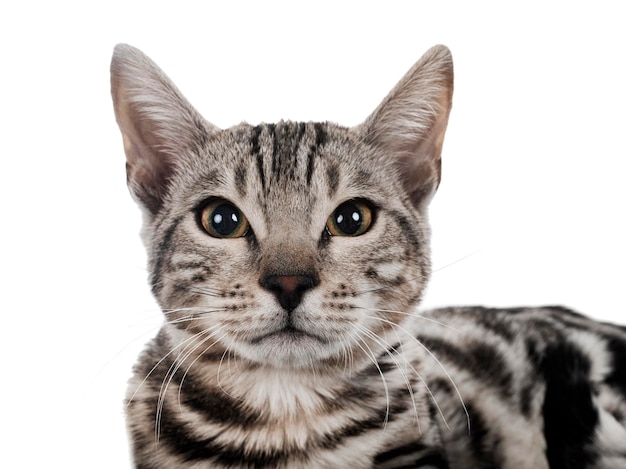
[{"x1": 200, "y1": 200, "x2": 249, "y2": 238}]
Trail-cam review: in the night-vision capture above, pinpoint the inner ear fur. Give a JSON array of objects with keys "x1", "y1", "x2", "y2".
[
  {"x1": 110, "y1": 44, "x2": 218, "y2": 214},
  {"x1": 356, "y1": 45, "x2": 453, "y2": 209}
]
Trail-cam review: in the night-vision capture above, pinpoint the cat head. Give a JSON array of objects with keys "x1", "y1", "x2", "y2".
[{"x1": 111, "y1": 44, "x2": 453, "y2": 370}]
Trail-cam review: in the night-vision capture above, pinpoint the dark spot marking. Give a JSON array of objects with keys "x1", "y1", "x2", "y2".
[{"x1": 366, "y1": 268, "x2": 378, "y2": 278}]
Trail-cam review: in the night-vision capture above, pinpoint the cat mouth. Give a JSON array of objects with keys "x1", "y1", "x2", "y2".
[{"x1": 249, "y1": 325, "x2": 326, "y2": 345}]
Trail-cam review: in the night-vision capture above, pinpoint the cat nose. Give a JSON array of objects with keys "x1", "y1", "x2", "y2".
[{"x1": 260, "y1": 273, "x2": 319, "y2": 312}]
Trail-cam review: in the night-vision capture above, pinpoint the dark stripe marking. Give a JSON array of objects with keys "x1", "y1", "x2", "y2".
[
  {"x1": 306, "y1": 123, "x2": 327, "y2": 185},
  {"x1": 251, "y1": 125, "x2": 265, "y2": 191},
  {"x1": 326, "y1": 163, "x2": 339, "y2": 198},
  {"x1": 418, "y1": 336, "x2": 514, "y2": 402},
  {"x1": 151, "y1": 215, "x2": 183, "y2": 296},
  {"x1": 178, "y1": 373, "x2": 263, "y2": 428},
  {"x1": 605, "y1": 336, "x2": 626, "y2": 396},
  {"x1": 156, "y1": 386, "x2": 298, "y2": 467},
  {"x1": 374, "y1": 441, "x2": 429, "y2": 464},
  {"x1": 374, "y1": 442, "x2": 449, "y2": 468},
  {"x1": 234, "y1": 163, "x2": 247, "y2": 197},
  {"x1": 389, "y1": 210, "x2": 421, "y2": 253},
  {"x1": 268, "y1": 123, "x2": 278, "y2": 179},
  {"x1": 464, "y1": 403, "x2": 499, "y2": 469},
  {"x1": 539, "y1": 340, "x2": 599, "y2": 468}
]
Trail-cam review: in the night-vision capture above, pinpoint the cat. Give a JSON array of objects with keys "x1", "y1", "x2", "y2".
[{"x1": 111, "y1": 44, "x2": 626, "y2": 468}]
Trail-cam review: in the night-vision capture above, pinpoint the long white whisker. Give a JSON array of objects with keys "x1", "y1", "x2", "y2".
[
  {"x1": 215, "y1": 342, "x2": 245, "y2": 402},
  {"x1": 353, "y1": 275, "x2": 424, "y2": 296},
  {"x1": 107, "y1": 307, "x2": 227, "y2": 383},
  {"x1": 385, "y1": 323, "x2": 424, "y2": 431},
  {"x1": 353, "y1": 250, "x2": 481, "y2": 297},
  {"x1": 355, "y1": 324, "x2": 421, "y2": 434},
  {"x1": 373, "y1": 316, "x2": 470, "y2": 432},
  {"x1": 153, "y1": 326, "x2": 222, "y2": 442},
  {"x1": 353, "y1": 331, "x2": 391, "y2": 430},
  {"x1": 431, "y1": 249, "x2": 482, "y2": 274},
  {"x1": 353, "y1": 306, "x2": 462, "y2": 332},
  {"x1": 162, "y1": 306, "x2": 227, "y2": 315},
  {"x1": 125, "y1": 326, "x2": 213, "y2": 410},
  {"x1": 176, "y1": 328, "x2": 230, "y2": 411},
  {"x1": 366, "y1": 317, "x2": 451, "y2": 430}
]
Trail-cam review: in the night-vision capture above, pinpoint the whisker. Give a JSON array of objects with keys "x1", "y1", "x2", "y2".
[
  {"x1": 352, "y1": 275, "x2": 425, "y2": 296},
  {"x1": 353, "y1": 306, "x2": 462, "y2": 332},
  {"x1": 110, "y1": 306, "x2": 226, "y2": 383},
  {"x1": 340, "y1": 336, "x2": 355, "y2": 378},
  {"x1": 352, "y1": 330, "x2": 391, "y2": 430},
  {"x1": 355, "y1": 324, "x2": 421, "y2": 433},
  {"x1": 216, "y1": 343, "x2": 245, "y2": 402},
  {"x1": 187, "y1": 286, "x2": 223, "y2": 298},
  {"x1": 125, "y1": 328, "x2": 209, "y2": 409},
  {"x1": 176, "y1": 328, "x2": 229, "y2": 411},
  {"x1": 162, "y1": 306, "x2": 224, "y2": 315},
  {"x1": 372, "y1": 316, "x2": 471, "y2": 433},
  {"x1": 431, "y1": 249, "x2": 482, "y2": 275},
  {"x1": 366, "y1": 317, "x2": 451, "y2": 431},
  {"x1": 352, "y1": 250, "x2": 481, "y2": 297},
  {"x1": 155, "y1": 326, "x2": 224, "y2": 441}
]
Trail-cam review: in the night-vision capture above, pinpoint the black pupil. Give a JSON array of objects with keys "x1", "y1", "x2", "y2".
[
  {"x1": 211, "y1": 203, "x2": 241, "y2": 236},
  {"x1": 335, "y1": 203, "x2": 363, "y2": 235}
]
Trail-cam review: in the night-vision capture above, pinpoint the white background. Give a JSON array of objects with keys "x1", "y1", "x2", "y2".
[{"x1": 2, "y1": 2, "x2": 624, "y2": 467}]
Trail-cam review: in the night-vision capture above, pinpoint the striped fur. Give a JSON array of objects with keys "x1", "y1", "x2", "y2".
[{"x1": 111, "y1": 44, "x2": 626, "y2": 468}]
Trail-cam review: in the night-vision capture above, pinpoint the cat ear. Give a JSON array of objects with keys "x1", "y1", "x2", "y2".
[
  {"x1": 110, "y1": 44, "x2": 218, "y2": 213},
  {"x1": 356, "y1": 45, "x2": 453, "y2": 208}
]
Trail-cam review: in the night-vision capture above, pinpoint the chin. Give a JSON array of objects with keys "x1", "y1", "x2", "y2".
[{"x1": 239, "y1": 330, "x2": 339, "y2": 369}]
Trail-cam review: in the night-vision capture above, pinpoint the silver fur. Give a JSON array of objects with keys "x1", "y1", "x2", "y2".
[{"x1": 112, "y1": 44, "x2": 626, "y2": 468}]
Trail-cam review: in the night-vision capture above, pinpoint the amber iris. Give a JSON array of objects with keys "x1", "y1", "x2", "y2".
[
  {"x1": 326, "y1": 200, "x2": 373, "y2": 236},
  {"x1": 201, "y1": 200, "x2": 249, "y2": 238}
]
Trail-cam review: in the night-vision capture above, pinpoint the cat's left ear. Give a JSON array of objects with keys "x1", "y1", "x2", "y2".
[{"x1": 355, "y1": 45, "x2": 453, "y2": 209}]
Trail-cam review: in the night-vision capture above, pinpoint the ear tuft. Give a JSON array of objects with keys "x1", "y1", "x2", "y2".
[
  {"x1": 110, "y1": 44, "x2": 218, "y2": 213},
  {"x1": 356, "y1": 45, "x2": 453, "y2": 209}
]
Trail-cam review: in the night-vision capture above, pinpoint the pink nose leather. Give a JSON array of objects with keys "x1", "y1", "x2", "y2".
[{"x1": 260, "y1": 274, "x2": 319, "y2": 312}]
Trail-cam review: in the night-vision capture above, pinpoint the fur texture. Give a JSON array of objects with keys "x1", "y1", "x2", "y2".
[{"x1": 111, "y1": 44, "x2": 626, "y2": 468}]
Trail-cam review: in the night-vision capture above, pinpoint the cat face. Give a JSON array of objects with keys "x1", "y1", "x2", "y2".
[{"x1": 111, "y1": 44, "x2": 453, "y2": 369}]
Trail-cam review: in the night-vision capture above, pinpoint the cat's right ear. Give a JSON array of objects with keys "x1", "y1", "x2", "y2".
[
  {"x1": 355, "y1": 45, "x2": 453, "y2": 210},
  {"x1": 110, "y1": 44, "x2": 218, "y2": 214}
]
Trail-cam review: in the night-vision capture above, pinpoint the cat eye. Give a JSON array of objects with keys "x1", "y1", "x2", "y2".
[
  {"x1": 200, "y1": 200, "x2": 250, "y2": 238},
  {"x1": 326, "y1": 200, "x2": 373, "y2": 237}
]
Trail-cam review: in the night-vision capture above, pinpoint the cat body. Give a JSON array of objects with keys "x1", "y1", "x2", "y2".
[{"x1": 111, "y1": 44, "x2": 626, "y2": 468}]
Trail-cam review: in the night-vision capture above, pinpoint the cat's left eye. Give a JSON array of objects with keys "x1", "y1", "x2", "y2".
[
  {"x1": 200, "y1": 200, "x2": 249, "y2": 238},
  {"x1": 326, "y1": 200, "x2": 373, "y2": 237}
]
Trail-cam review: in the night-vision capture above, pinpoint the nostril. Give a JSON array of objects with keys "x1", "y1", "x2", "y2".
[{"x1": 260, "y1": 273, "x2": 319, "y2": 312}]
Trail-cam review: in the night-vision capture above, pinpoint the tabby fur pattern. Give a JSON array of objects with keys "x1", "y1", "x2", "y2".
[{"x1": 111, "y1": 44, "x2": 626, "y2": 468}]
